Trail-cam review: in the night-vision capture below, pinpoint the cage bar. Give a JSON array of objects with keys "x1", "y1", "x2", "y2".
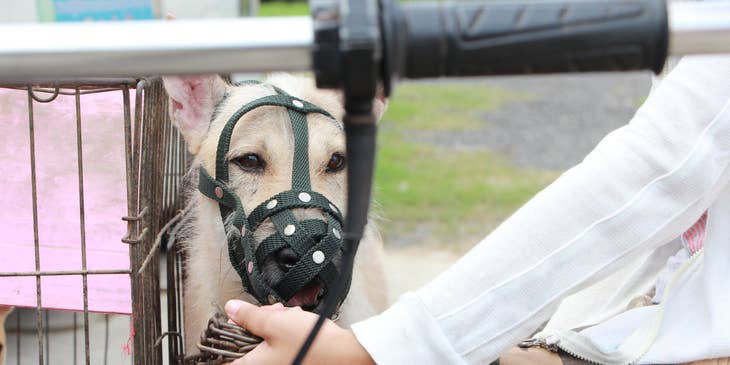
[
  {"x1": 0, "y1": 270, "x2": 131, "y2": 277},
  {"x1": 74, "y1": 87, "x2": 92, "y2": 365},
  {"x1": 25, "y1": 85, "x2": 45, "y2": 365}
]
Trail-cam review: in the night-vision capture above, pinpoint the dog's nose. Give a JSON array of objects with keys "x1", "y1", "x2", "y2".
[{"x1": 275, "y1": 248, "x2": 299, "y2": 270}]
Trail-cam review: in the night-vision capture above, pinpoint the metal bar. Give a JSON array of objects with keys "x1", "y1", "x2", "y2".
[
  {"x1": 29, "y1": 88, "x2": 59, "y2": 103},
  {"x1": 138, "y1": 79, "x2": 165, "y2": 365},
  {"x1": 133, "y1": 82, "x2": 144, "y2": 189},
  {"x1": 166, "y1": 248, "x2": 179, "y2": 362},
  {"x1": 0, "y1": 4, "x2": 727, "y2": 81},
  {"x1": 0, "y1": 17, "x2": 312, "y2": 81},
  {"x1": 175, "y1": 249, "x2": 184, "y2": 357},
  {"x1": 669, "y1": 1, "x2": 730, "y2": 55},
  {"x1": 122, "y1": 227, "x2": 148, "y2": 244},
  {"x1": 43, "y1": 310, "x2": 51, "y2": 365},
  {"x1": 74, "y1": 88, "x2": 92, "y2": 365},
  {"x1": 44, "y1": 311, "x2": 49, "y2": 364},
  {"x1": 16, "y1": 310, "x2": 21, "y2": 365},
  {"x1": 0, "y1": 78, "x2": 138, "y2": 88},
  {"x1": 74, "y1": 313, "x2": 78, "y2": 365},
  {"x1": 166, "y1": 111, "x2": 185, "y2": 362},
  {"x1": 104, "y1": 314, "x2": 110, "y2": 365},
  {"x1": 162, "y1": 116, "x2": 170, "y2": 219},
  {"x1": 175, "y1": 118, "x2": 188, "y2": 360},
  {"x1": 126, "y1": 80, "x2": 144, "y2": 365},
  {"x1": 137, "y1": 210, "x2": 185, "y2": 275},
  {"x1": 5, "y1": 87, "x2": 130, "y2": 96},
  {"x1": 0, "y1": 269, "x2": 132, "y2": 277},
  {"x1": 26, "y1": 86, "x2": 45, "y2": 365},
  {"x1": 163, "y1": 105, "x2": 174, "y2": 222},
  {"x1": 122, "y1": 207, "x2": 148, "y2": 222}
]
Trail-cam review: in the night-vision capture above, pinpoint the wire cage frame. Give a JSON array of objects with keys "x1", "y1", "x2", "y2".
[{"x1": 0, "y1": 78, "x2": 189, "y2": 364}]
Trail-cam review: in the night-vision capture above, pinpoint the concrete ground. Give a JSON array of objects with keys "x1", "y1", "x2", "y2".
[
  {"x1": 3, "y1": 72, "x2": 653, "y2": 363},
  {"x1": 416, "y1": 72, "x2": 652, "y2": 170}
]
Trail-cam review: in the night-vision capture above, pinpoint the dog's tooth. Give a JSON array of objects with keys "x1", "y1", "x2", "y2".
[{"x1": 267, "y1": 294, "x2": 277, "y2": 305}]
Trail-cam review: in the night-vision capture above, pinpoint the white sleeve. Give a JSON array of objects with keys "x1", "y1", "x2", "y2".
[{"x1": 351, "y1": 55, "x2": 730, "y2": 364}]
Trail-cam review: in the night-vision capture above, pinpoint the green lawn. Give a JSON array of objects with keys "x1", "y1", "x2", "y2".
[
  {"x1": 258, "y1": 2, "x2": 309, "y2": 16},
  {"x1": 375, "y1": 83, "x2": 558, "y2": 250},
  {"x1": 257, "y1": 1, "x2": 497, "y2": 17},
  {"x1": 383, "y1": 83, "x2": 530, "y2": 131}
]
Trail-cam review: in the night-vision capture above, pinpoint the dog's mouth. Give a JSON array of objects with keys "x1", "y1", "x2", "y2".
[
  {"x1": 257, "y1": 240, "x2": 341, "y2": 313},
  {"x1": 259, "y1": 257, "x2": 328, "y2": 311},
  {"x1": 286, "y1": 280, "x2": 325, "y2": 312}
]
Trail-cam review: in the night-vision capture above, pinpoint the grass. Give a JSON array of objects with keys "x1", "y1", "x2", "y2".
[
  {"x1": 374, "y1": 83, "x2": 558, "y2": 251},
  {"x1": 257, "y1": 0, "x2": 499, "y2": 17},
  {"x1": 385, "y1": 83, "x2": 529, "y2": 131},
  {"x1": 258, "y1": 2, "x2": 310, "y2": 17}
]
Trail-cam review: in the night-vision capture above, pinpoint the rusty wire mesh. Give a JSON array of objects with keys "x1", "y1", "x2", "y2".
[{"x1": 0, "y1": 78, "x2": 189, "y2": 364}]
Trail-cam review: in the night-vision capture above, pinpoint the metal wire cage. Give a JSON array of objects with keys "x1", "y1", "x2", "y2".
[{"x1": 0, "y1": 78, "x2": 189, "y2": 364}]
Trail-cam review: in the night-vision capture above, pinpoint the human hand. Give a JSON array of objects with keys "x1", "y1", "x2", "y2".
[{"x1": 224, "y1": 300, "x2": 376, "y2": 365}]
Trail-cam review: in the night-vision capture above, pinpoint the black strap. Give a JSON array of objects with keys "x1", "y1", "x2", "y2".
[
  {"x1": 198, "y1": 167, "x2": 247, "y2": 229},
  {"x1": 215, "y1": 94, "x2": 336, "y2": 183},
  {"x1": 247, "y1": 190, "x2": 343, "y2": 230},
  {"x1": 289, "y1": 107, "x2": 312, "y2": 190},
  {"x1": 273, "y1": 233, "x2": 340, "y2": 300}
]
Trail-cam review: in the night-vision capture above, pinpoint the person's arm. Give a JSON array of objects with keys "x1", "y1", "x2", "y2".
[{"x1": 351, "y1": 55, "x2": 730, "y2": 364}]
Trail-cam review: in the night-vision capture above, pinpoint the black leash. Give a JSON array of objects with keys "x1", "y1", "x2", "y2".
[{"x1": 292, "y1": 117, "x2": 377, "y2": 365}]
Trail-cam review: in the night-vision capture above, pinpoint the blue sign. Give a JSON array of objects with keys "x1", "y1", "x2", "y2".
[{"x1": 53, "y1": 0, "x2": 155, "y2": 21}]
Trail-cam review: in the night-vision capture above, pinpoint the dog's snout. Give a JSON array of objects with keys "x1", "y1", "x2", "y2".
[{"x1": 275, "y1": 248, "x2": 299, "y2": 270}]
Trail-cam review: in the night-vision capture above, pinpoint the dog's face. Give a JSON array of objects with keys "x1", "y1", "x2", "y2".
[{"x1": 164, "y1": 74, "x2": 385, "y2": 310}]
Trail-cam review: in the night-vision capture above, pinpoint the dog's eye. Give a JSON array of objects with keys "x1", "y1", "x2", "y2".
[
  {"x1": 233, "y1": 153, "x2": 266, "y2": 172},
  {"x1": 326, "y1": 153, "x2": 346, "y2": 173}
]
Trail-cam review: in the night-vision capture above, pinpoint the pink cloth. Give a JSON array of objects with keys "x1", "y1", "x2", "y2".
[
  {"x1": 0, "y1": 88, "x2": 131, "y2": 314},
  {"x1": 682, "y1": 211, "x2": 707, "y2": 254}
]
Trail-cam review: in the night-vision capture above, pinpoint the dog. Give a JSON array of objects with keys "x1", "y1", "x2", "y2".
[
  {"x1": 0, "y1": 305, "x2": 11, "y2": 365},
  {"x1": 162, "y1": 73, "x2": 389, "y2": 352}
]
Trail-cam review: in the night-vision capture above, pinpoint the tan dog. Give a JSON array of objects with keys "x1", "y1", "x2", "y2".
[
  {"x1": 0, "y1": 305, "x2": 11, "y2": 365},
  {"x1": 163, "y1": 74, "x2": 388, "y2": 352}
]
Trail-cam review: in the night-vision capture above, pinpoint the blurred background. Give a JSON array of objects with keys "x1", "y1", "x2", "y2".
[{"x1": 0, "y1": 1, "x2": 654, "y2": 363}]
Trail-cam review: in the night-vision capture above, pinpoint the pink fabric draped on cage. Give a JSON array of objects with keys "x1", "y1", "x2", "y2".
[{"x1": 0, "y1": 87, "x2": 132, "y2": 314}]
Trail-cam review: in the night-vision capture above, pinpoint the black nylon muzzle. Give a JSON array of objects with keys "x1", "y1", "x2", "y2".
[{"x1": 198, "y1": 83, "x2": 349, "y2": 315}]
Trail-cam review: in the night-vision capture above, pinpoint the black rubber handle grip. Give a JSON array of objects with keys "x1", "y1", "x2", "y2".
[{"x1": 399, "y1": 0, "x2": 668, "y2": 78}]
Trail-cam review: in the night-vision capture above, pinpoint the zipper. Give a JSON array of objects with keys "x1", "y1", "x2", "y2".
[
  {"x1": 521, "y1": 248, "x2": 705, "y2": 365},
  {"x1": 518, "y1": 335, "x2": 605, "y2": 365},
  {"x1": 517, "y1": 336, "x2": 560, "y2": 353}
]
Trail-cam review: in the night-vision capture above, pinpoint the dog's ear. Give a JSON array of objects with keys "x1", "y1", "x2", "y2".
[{"x1": 163, "y1": 75, "x2": 227, "y2": 155}]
